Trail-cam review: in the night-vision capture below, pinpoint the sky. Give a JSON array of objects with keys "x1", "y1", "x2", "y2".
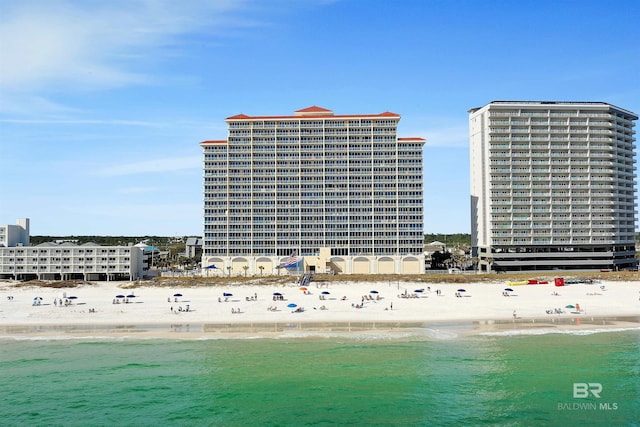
[{"x1": 1, "y1": 0, "x2": 639, "y2": 237}]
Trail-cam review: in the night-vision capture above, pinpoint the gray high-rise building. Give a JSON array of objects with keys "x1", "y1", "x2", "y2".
[{"x1": 469, "y1": 101, "x2": 637, "y2": 272}]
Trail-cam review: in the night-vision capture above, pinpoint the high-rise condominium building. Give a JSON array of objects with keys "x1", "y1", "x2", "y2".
[
  {"x1": 202, "y1": 106, "x2": 426, "y2": 275},
  {"x1": 469, "y1": 101, "x2": 637, "y2": 272}
]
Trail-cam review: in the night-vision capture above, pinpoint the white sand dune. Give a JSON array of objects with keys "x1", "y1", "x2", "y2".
[{"x1": 1, "y1": 278, "x2": 639, "y2": 338}]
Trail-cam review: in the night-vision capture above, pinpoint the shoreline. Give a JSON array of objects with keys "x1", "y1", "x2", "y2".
[
  {"x1": 2, "y1": 315, "x2": 639, "y2": 341},
  {"x1": 2, "y1": 278, "x2": 639, "y2": 340}
]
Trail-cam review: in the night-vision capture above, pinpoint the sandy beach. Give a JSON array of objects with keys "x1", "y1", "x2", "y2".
[{"x1": 1, "y1": 277, "x2": 639, "y2": 339}]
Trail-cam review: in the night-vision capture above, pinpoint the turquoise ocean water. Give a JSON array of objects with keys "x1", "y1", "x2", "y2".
[{"x1": 1, "y1": 329, "x2": 639, "y2": 426}]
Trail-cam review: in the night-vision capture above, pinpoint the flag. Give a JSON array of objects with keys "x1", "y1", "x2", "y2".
[{"x1": 280, "y1": 254, "x2": 299, "y2": 268}]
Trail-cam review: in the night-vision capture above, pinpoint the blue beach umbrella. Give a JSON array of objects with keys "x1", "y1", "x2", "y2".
[
  {"x1": 115, "y1": 295, "x2": 125, "y2": 299},
  {"x1": 504, "y1": 288, "x2": 514, "y2": 292},
  {"x1": 321, "y1": 291, "x2": 330, "y2": 295},
  {"x1": 173, "y1": 293, "x2": 183, "y2": 297},
  {"x1": 273, "y1": 292, "x2": 282, "y2": 296},
  {"x1": 370, "y1": 290, "x2": 379, "y2": 294},
  {"x1": 414, "y1": 289, "x2": 424, "y2": 293},
  {"x1": 287, "y1": 303, "x2": 297, "y2": 308},
  {"x1": 223, "y1": 292, "x2": 233, "y2": 297},
  {"x1": 457, "y1": 289, "x2": 466, "y2": 292}
]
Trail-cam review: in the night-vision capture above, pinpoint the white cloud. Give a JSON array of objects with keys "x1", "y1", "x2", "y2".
[
  {"x1": 400, "y1": 113, "x2": 470, "y2": 148},
  {"x1": 402, "y1": 123, "x2": 468, "y2": 148},
  {"x1": 421, "y1": 124, "x2": 469, "y2": 148},
  {"x1": 95, "y1": 155, "x2": 201, "y2": 176},
  {"x1": 0, "y1": 94, "x2": 77, "y2": 115},
  {"x1": 0, "y1": 0, "x2": 253, "y2": 109}
]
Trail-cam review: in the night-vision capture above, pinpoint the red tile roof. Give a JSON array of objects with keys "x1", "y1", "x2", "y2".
[
  {"x1": 225, "y1": 107, "x2": 400, "y2": 120},
  {"x1": 295, "y1": 105, "x2": 333, "y2": 113},
  {"x1": 398, "y1": 137, "x2": 426, "y2": 142}
]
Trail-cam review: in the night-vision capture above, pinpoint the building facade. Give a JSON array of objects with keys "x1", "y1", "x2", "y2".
[
  {"x1": 0, "y1": 218, "x2": 30, "y2": 247},
  {"x1": 0, "y1": 219, "x2": 145, "y2": 281},
  {"x1": 185, "y1": 237, "x2": 203, "y2": 258},
  {"x1": 202, "y1": 106, "x2": 426, "y2": 275},
  {"x1": 469, "y1": 101, "x2": 637, "y2": 272}
]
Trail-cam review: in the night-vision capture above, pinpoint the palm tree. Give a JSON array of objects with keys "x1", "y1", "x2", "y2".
[
  {"x1": 226, "y1": 266, "x2": 232, "y2": 277},
  {"x1": 243, "y1": 265, "x2": 249, "y2": 277},
  {"x1": 276, "y1": 265, "x2": 281, "y2": 276},
  {"x1": 259, "y1": 266, "x2": 264, "y2": 276},
  {"x1": 471, "y1": 257, "x2": 480, "y2": 273},
  {"x1": 485, "y1": 257, "x2": 493, "y2": 273},
  {"x1": 443, "y1": 258, "x2": 454, "y2": 270},
  {"x1": 452, "y1": 252, "x2": 466, "y2": 269}
]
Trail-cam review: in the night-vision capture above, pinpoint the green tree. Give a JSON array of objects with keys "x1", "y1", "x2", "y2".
[
  {"x1": 452, "y1": 252, "x2": 466, "y2": 269},
  {"x1": 424, "y1": 233, "x2": 471, "y2": 247},
  {"x1": 169, "y1": 243, "x2": 185, "y2": 260},
  {"x1": 431, "y1": 251, "x2": 451, "y2": 269}
]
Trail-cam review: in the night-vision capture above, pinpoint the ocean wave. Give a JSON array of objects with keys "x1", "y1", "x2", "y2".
[
  {"x1": 420, "y1": 328, "x2": 460, "y2": 340},
  {"x1": 479, "y1": 326, "x2": 640, "y2": 337},
  {"x1": 274, "y1": 330, "x2": 419, "y2": 340}
]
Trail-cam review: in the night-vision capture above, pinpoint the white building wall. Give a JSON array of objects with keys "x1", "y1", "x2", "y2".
[
  {"x1": 0, "y1": 218, "x2": 30, "y2": 247},
  {"x1": 201, "y1": 107, "x2": 426, "y2": 275},
  {"x1": 469, "y1": 101, "x2": 637, "y2": 271},
  {"x1": 0, "y1": 242, "x2": 144, "y2": 280}
]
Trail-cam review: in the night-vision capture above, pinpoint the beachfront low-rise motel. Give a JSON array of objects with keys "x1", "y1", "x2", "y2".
[
  {"x1": 201, "y1": 106, "x2": 426, "y2": 275},
  {"x1": 0, "y1": 219, "x2": 145, "y2": 281},
  {"x1": 469, "y1": 101, "x2": 637, "y2": 272}
]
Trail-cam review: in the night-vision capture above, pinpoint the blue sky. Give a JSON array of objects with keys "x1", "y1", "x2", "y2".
[{"x1": 1, "y1": 0, "x2": 639, "y2": 236}]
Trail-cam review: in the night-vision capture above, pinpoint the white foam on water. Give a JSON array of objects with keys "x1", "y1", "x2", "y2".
[
  {"x1": 420, "y1": 328, "x2": 460, "y2": 340},
  {"x1": 272, "y1": 330, "x2": 419, "y2": 341},
  {"x1": 479, "y1": 326, "x2": 640, "y2": 337}
]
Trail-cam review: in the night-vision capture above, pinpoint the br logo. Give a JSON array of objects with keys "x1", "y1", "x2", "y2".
[{"x1": 573, "y1": 383, "x2": 602, "y2": 398}]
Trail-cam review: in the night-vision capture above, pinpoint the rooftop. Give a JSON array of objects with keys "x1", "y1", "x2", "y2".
[
  {"x1": 226, "y1": 106, "x2": 400, "y2": 121},
  {"x1": 469, "y1": 101, "x2": 637, "y2": 118}
]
